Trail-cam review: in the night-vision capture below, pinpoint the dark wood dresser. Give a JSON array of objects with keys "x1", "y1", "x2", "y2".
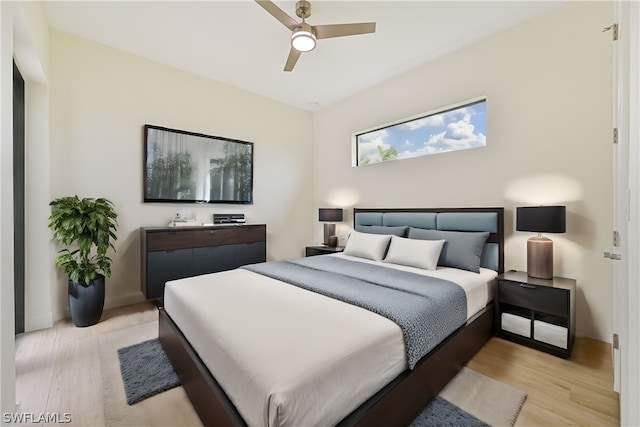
[{"x1": 140, "y1": 224, "x2": 266, "y2": 300}]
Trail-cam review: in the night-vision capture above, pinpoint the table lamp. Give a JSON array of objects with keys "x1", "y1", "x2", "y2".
[
  {"x1": 516, "y1": 206, "x2": 566, "y2": 279},
  {"x1": 319, "y1": 208, "x2": 343, "y2": 247}
]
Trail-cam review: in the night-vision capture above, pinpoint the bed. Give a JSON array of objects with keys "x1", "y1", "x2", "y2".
[{"x1": 159, "y1": 207, "x2": 504, "y2": 427}]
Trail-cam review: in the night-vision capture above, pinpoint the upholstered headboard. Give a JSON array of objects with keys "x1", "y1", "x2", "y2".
[{"x1": 353, "y1": 207, "x2": 504, "y2": 274}]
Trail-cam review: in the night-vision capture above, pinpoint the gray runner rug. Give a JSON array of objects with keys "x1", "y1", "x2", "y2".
[{"x1": 117, "y1": 336, "x2": 525, "y2": 425}]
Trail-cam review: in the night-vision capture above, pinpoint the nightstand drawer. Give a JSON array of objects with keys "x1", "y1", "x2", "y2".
[
  {"x1": 501, "y1": 312, "x2": 531, "y2": 338},
  {"x1": 496, "y1": 271, "x2": 575, "y2": 358},
  {"x1": 534, "y1": 320, "x2": 568, "y2": 349},
  {"x1": 498, "y1": 280, "x2": 568, "y2": 317}
]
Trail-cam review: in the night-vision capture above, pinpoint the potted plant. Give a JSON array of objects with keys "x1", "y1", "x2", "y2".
[{"x1": 48, "y1": 196, "x2": 118, "y2": 327}]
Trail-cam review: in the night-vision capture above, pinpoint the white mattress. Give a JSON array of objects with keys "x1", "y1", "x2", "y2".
[{"x1": 163, "y1": 256, "x2": 496, "y2": 427}]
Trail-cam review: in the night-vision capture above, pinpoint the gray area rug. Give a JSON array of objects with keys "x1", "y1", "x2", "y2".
[
  {"x1": 100, "y1": 322, "x2": 201, "y2": 426},
  {"x1": 117, "y1": 338, "x2": 180, "y2": 405},
  {"x1": 439, "y1": 367, "x2": 527, "y2": 426},
  {"x1": 116, "y1": 337, "x2": 518, "y2": 425},
  {"x1": 411, "y1": 396, "x2": 488, "y2": 427}
]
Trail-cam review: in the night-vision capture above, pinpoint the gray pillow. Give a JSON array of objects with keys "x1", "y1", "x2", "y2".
[
  {"x1": 355, "y1": 225, "x2": 408, "y2": 237},
  {"x1": 407, "y1": 228, "x2": 490, "y2": 273}
]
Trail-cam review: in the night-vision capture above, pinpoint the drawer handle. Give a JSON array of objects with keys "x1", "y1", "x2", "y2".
[{"x1": 520, "y1": 283, "x2": 536, "y2": 289}]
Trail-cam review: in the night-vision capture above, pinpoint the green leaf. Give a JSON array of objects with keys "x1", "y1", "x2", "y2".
[{"x1": 48, "y1": 196, "x2": 118, "y2": 281}]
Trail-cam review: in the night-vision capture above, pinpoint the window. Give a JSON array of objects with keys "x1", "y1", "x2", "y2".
[{"x1": 353, "y1": 98, "x2": 486, "y2": 166}]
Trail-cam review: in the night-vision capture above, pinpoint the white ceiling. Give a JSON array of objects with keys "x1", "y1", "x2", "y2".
[{"x1": 43, "y1": 1, "x2": 565, "y2": 111}]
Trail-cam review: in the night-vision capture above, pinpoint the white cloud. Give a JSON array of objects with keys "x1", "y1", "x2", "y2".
[
  {"x1": 358, "y1": 128, "x2": 388, "y2": 145},
  {"x1": 358, "y1": 141, "x2": 396, "y2": 165},
  {"x1": 424, "y1": 114, "x2": 485, "y2": 152},
  {"x1": 357, "y1": 129, "x2": 391, "y2": 164},
  {"x1": 442, "y1": 107, "x2": 469, "y2": 121},
  {"x1": 397, "y1": 149, "x2": 417, "y2": 159},
  {"x1": 400, "y1": 115, "x2": 444, "y2": 130},
  {"x1": 357, "y1": 101, "x2": 486, "y2": 165},
  {"x1": 446, "y1": 114, "x2": 475, "y2": 138}
]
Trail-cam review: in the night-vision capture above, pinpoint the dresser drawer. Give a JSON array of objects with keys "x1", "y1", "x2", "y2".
[
  {"x1": 147, "y1": 230, "x2": 194, "y2": 251},
  {"x1": 193, "y1": 225, "x2": 266, "y2": 248},
  {"x1": 498, "y1": 280, "x2": 568, "y2": 317},
  {"x1": 193, "y1": 228, "x2": 231, "y2": 247},
  {"x1": 141, "y1": 225, "x2": 267, "y2": 301}
]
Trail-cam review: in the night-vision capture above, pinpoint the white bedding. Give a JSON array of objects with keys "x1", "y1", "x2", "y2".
[
  {"x1": 332, "y1": 253, "x2": 497, "y2": 320},
  {"x1": 163, "y1": 255, "x2": 497, "y2": 427}
]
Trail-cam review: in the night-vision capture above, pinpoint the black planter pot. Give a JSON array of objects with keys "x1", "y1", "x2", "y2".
[{"x1": 68, "y1": 275, "x2": 105, "y2": 327}]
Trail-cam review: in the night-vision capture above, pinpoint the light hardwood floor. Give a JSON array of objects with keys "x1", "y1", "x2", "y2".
[
  {"x1": 15, "y1": 302, "x2": 619, "y2": 426},
  {"x1": 468, "y1": 335, "x2": 619, "y2": 426}
]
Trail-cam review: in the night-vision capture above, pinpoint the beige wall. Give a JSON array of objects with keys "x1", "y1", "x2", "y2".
[
  {"x1": 0, "y1": 0, "x2": 16, "y2": 415},
  {"x1": 1, "y1": 0, "x2": 51, "y2": 412},
  {"x1": 19, "y1": 1, "x2": 52, "y2": 333},
  {"x1": 0, "y1": 0, "x2": 621, "y2": 416},
  {"x1": 15, "y1": 1, "x2": 615, "y2": 341},
  {"x1": 313, "y1": 2, "x2": 613, "y2": 341},
  {"x1": 49, "y1": 30, "x2": 314, "y2": 320}
]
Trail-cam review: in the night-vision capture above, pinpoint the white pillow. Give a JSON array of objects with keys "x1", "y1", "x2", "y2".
[
  {"x1": 383, "y1": 235, "x2": 445, "y2": 270},
  {"x1": 343, "y1": 230, "x2": 392, "y2": 261}
]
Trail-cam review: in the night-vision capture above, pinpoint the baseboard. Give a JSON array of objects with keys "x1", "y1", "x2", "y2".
[
  {"x1": 104, "y1": 293, "x2": 146, "y2": 312},
  {"x1": 52, "y1": 293, "x2": 148, "y2": 325}
]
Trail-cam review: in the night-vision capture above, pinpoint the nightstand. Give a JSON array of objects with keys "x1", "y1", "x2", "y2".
[
  {"x1": 496, "y1": 271, "x2": 576, "y2": 358},
  {"x1": 305, "y1": 245, "x2": 344, "y2": 257}
]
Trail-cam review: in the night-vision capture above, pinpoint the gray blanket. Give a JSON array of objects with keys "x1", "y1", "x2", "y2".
[{"x1": 242, "y1": 256, "x2": 467, "y2": 369}]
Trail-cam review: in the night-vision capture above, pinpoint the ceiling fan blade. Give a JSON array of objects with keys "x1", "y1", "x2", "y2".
[
  {"x1": 314, "y1": 22, "x2": 376, "y2": 40},
  {"x1": 255, "y1": 0, "x2": 299, "y2": 31},
  {"x1": 284, "y1": 48, "x2": 302, "y2": 72}
]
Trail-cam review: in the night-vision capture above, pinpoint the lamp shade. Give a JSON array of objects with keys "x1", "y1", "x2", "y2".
[
  {"x1": 516, "y1": 206, "x2": 566, "y2": 233},
  {"x1": 319, "y1": 208, "x2": 343, "y2": 222}
]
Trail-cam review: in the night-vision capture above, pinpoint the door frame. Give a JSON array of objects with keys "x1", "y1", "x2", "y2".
[{"x1": 613, "y1": 1, "x2": 640, "y2": 425}]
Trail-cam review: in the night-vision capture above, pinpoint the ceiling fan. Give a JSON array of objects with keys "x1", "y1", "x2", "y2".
[{"x1": 255, "y1": 0, "x2": 376, "y2": 72}]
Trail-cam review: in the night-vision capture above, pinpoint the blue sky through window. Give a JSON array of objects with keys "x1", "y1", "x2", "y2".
[{"x1": 356, "y1": 99, "x2": 486, "y2": 166}]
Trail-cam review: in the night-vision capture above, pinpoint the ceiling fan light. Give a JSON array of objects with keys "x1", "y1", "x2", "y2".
[{"x1": 291, "y1": 29, "x2": 316, "y2": 52}]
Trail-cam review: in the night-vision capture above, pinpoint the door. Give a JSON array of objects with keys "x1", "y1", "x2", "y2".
[
  {"x1": 610, "y1": 1, "x2": 640, "y2": 425},
  {"x1": 608, "y1": 8, "x2": 625, "y2": 393}
]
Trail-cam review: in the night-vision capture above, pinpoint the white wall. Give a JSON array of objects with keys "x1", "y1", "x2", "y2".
[
  {"x1": 49, "y1": 30, "x2": 314, "y2": 320},
  {"x1": 15, "y1": 1, "x2": 52, "y2": 334},
  {"x1": 313, "y1": 2, "x2": 613, "y2": 342},
  {"x1": 1, "y1": 0, "x2": 51, "y2": 414},
  {"x1": 0, "y1": 1, "x2": 621, "y2": 416},
  {"x1": 0, "y1": 1, "x2": 16, "y2": 415}
]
